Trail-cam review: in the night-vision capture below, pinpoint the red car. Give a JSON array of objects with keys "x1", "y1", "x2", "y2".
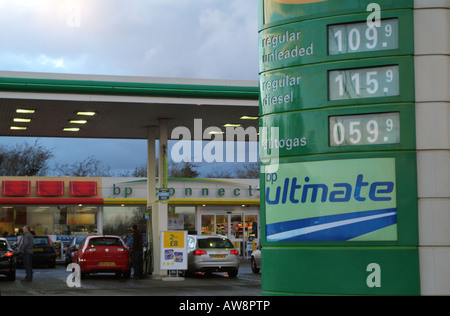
[{"x1": 72, "y1": 235, "x2": 130, "y2": 279}]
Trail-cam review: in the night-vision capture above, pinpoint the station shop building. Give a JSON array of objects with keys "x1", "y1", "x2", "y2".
[{"x1": 0, "y1": 176, "x2": 260, "y2": 258}]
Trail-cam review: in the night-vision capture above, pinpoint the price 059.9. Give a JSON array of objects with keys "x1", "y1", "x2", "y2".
[{"x1": 329, "y1": 112, "x2": 400, "y2": 146}]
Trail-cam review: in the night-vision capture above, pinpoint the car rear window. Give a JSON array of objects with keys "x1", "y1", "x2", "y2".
[
  {"x1": 0, "y1": 240, "x2": 8, "y2": 251},
  {"x1": 74, "y1": 236, "x2": 85, "y2": 244},
  {"x1": 198, "y1": 238, "x2": 234, "y2": 249},
  {"x1": 34, "y1": 237, "x2": 50, "y2": 245},
  {"x1": 88, "y1": 237, "x2": 122, "y2": 247}
]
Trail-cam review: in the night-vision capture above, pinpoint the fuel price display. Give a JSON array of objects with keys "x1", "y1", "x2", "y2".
[
  {"x1": 329, "y1": 65, "x2": 399, "y2": 100},
  {"x1": 328, "y1": 19, "x2": 398, "y2": 55},
  {"x1": 329, "y1": 112, "x2": 400, "y2": 147}
]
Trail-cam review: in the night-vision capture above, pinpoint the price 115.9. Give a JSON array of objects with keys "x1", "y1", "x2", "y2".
[
  {"x1": 329, "y1": 112, "x2": 400, "y2": 146},
  {"x1": 329, "y1": 65, "x2": 399, "y2": 100}
]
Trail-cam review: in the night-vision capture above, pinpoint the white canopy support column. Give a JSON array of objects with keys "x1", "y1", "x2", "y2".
[
  {"x1": 146, "y1": 126, "x2": 157, "y2": 276},
  {"x1": 155, "y1": 119, "x2": 169, "y2": 277}
]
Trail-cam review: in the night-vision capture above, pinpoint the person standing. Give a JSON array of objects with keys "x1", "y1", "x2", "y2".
[
  {"x1": 131, "y1": 224, "x2": 144, "y2": 279},
  {"x1": 21, "y1": 225, "x2": 34, "y2": 282}
]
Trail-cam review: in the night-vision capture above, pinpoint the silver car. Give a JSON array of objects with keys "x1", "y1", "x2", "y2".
[
  {"x1": 186, "y1": 235, "x2": 240, "y2": 277},
  {"x1": 251, "y1": 246, "x2": 261, "y2": 273}
]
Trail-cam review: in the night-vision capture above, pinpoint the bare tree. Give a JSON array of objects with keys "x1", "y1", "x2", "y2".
[
  {"x1": 168, "y1": 160, "x2": 199, "y2": 178},
  {"x1": 53, "y1": 156, "x2": 113, "y2": 177},
  {"x1": 234, "y1": 162, "x2": 259, "y2": 179},
  {"x1": 129, "y1": 160, "x2": 200, "y2": 178},
  {"x1": 132, "y1": 165, "x2": 147, "y2": 177},
  {"x1": 0, "y1": 141, "x2": 54, "y2": 176},
  {"x1": 204, "y1": 167, "x2": 235, "y2": 178}
]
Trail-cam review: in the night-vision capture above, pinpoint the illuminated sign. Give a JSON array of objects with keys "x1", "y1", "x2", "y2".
[
  {"x1": 259, "y1": 0, "x2": 419, "y2": 296},
  {"x1": 264, "y1": 158, "x2": 397, "y2": 242}
]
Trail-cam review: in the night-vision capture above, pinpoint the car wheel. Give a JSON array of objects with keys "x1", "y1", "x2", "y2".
[
  {"x1": 7, "y1": 267, "x2": 16, "y2": 281},
  {"x1": 123, "y1": 269, "x2": 131, "y2": 279},
  {"x1": 251, "y1": 257, "x2": 260, "y2": 274}
]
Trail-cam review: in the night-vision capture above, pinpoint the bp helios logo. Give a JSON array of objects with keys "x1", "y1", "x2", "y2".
[{"x1": 264, "y1": 158, "x2": 398, "y2": 242}]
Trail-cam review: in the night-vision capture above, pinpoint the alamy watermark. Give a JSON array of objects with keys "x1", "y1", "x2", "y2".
[
  {"x1": 66, "y1": 263, "x2": 81, "y2": 288},
  {"x1": 170, "y1": 118, "x2": 279, "y2": 173},
  {"x1": 367, "y1": 3, "x2": 381, "y2": 28}
]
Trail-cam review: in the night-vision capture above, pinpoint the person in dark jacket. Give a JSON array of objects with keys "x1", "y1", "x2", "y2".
[
  {"x1": 21, "y1": 225, "x2": 34, "y2": 282},
  {"x1": 131, "y1": 224, "x2": 144, "y2": 279}
]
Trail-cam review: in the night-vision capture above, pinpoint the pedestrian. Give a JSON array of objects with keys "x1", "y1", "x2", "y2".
[
  {"x1": 131, "y1": 224, "x2": 144, "y2": 279},
  {"x1": 21, "y1": 225, "x2": 34, "y2": 282}
]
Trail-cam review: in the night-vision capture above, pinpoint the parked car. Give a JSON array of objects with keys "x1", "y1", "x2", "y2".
[
  {"x1": 0, "y1": 238, "x2": 16, "y2": 281},
  {"x1": 250, "y1": 246, "x2": 261, "y2": 273},
  {"x1": 65, "y1": 236, "x2": 86, "y2": 266},
  {"x1": 186, "y1": 235, "x2": 239, "y2": 277},
  {"x1": 17, "y1": 235, "x2": 56, "y2": 268},
  {"x1": 72, "y1": 235, "x2": 131, "y2": 279}
]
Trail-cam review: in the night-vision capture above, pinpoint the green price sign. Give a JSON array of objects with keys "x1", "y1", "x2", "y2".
[
  {"x1": 329, "y1": 65, "x2": 399, "y2": 100},
  {"x1": 328, "y1": 19, "x2": 398, "y2": 55},
  {"x1": 329, "y1": 112, "x2": 400, "y2": 146}
]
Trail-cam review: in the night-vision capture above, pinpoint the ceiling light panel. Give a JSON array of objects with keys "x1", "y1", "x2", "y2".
[
  {"x1": 16, "y1": 109, "x2": 35, "y2": 114},
  {"x1": 13, "y1": 118, "x2": 32, "y2": 123},
  {"x1": 77, "y1": 111, "x2": 96, "y2": 116},
  {"x1": 69, "y1": 120, "x2": 87, "y2": 124}
]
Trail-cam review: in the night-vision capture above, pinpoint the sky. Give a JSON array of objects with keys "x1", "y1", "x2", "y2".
[{"x1": 0, "y1": 0, "x2": 259, "y2": 176}]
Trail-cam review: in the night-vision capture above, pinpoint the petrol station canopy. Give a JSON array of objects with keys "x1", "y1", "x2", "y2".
[{"x1": 0, "y1": 71, "x2": 259, "y2": 140}]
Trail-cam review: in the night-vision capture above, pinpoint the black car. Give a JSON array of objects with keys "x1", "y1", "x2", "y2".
[
  {"x1": 17, "y1": 235, "x2": 56, "y2": 268},
  {"x1": 65, "y1": 236, "x2": 86, "y2": 266},
  {"x1": 0, "y1": 237, "x2": 16, "y2": 281}
]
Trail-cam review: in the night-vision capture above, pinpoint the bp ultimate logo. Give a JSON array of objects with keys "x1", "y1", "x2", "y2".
[{"x1": 265, "y1": 158, "x2": 397, "y2": 242}]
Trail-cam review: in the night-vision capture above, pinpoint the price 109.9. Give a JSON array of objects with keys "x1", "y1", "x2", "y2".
[
  {"x1": 329, "y1": 112, "x2": 400, "y2": 146},
  {"x1": 328, "y1": 18, "x2": 398, "y2": 55}
]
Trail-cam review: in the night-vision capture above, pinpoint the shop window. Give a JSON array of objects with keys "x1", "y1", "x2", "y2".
[
  {"x1": 216, "y1": 215, "x2": 228, "y2": 236},
  {"x1": 103, "y1": 206, "x2": 146, "y2": 236},
  {"x1": 245, "y1": 215, "x2": 258, "y2": 238},
  {"x1": 201, "y1": 215, "x2": 214, "y2": 235},
  {"x1": 168, "y1": 206, "x2": 196, "y2": 233},
  {"x1": 230, "y1": 214, "x2": 243, "y2": 239}
]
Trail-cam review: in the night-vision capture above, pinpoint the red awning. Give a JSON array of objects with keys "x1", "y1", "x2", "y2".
[
  {"x1": 2, "y1": 181, "x2": 31, "y2": 196},
  {"x1": 36, "y1": 181, "x2": 65, "y2": 196}
]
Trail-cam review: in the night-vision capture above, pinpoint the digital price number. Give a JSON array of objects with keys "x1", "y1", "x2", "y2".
[
  {"x1": 329, "y1": 65, "x2": 399, "y2": 100},
  {"x1": 328, "y1": 19, "x2": 398, "y2": 55},
  {"x1": 329, "y1": 112, "x2": 400, "y2": 146}
]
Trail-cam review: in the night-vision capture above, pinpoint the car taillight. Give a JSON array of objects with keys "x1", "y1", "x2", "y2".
[
  {"x1": 230, "y1": 250, "x2": 239, "y2": 255},
  {"x1": 5, "y1": 251, "x2": 13, "y2": 257},
  {"x1": 193, "y1": 250, "x2": 207, "y2": 256}
]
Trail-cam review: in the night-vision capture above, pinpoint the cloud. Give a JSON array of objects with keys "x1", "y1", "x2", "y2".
[
  {"x1": 0, "y1": 1, "x2": 259, "y2": 174},
  {"x1": 0, "y1": 0, "x2": 258, "y2": 80}
]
